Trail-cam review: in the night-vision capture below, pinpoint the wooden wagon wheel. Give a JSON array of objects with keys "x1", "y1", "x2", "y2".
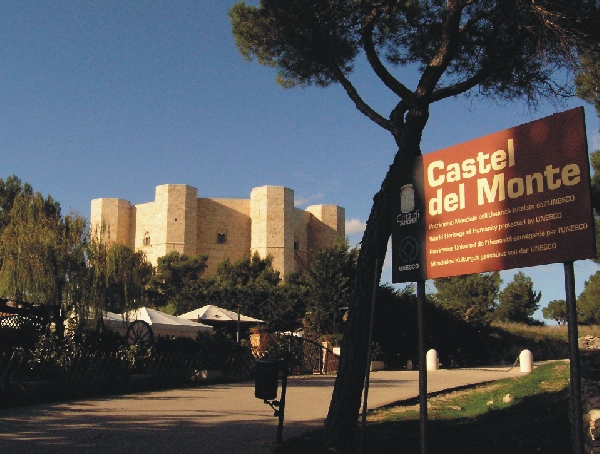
[{"x1": 126, "y1": 320, "x2": 154, "y2": 348}]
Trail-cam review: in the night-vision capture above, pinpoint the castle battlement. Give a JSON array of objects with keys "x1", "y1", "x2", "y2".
[{"x1": 91, "y1": 184, "x2": 345, "y2": 277}]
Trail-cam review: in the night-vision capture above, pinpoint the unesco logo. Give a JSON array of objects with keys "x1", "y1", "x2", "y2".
[{"x1": 399, "y1": 236, "x2": 419, "y2": 263}]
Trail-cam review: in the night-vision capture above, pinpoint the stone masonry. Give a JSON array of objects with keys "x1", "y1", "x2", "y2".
[{"x1": 91, "y1": 184, "x2": 345, "y2": 277}]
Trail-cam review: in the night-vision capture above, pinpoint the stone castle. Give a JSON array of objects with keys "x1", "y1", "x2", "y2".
[{"x1": 90, "y1": 184, "x2": 345, "y2": 277}]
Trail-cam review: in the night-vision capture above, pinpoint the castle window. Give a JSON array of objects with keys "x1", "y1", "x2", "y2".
[
  {"x1": 294, "y1": 240, "x2": 299, "y2": 250},
  {"x1": 143, "y1": 232, "x2": 151, "y2": 246},
  {"x1": 217, "y1": 232, "x2": 227, "y2": 244}
]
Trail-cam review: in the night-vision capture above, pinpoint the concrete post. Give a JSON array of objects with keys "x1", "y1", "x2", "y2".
[
  {"x1": 519, "y1": 349, "x2": 533, "y2": 373},
  {"x1": 426, "y1": 349, "x2": 439, "y2": 371}
]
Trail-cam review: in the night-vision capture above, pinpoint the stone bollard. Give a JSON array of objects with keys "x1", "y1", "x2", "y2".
[
  {"x1": 519, "y1": 349, "x2": 533, "y2": 373},
  {"x1": 426, "y1": 349, "x2": 439, "y2": 371}
]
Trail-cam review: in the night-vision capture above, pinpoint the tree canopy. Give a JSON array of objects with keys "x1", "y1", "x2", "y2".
[
  {"x1": 542, "y1": 299, "x2": 568, "y2": 325},
  {"x1": 0, "y1": 178, "x2": 86, "y2": 309},
  {"x1": 576, "y1": 52, "x2": 600, "y2": 120},
  {"x1": 303, "y1": 240, "x2": 358, "y2": 338},
  {"x1": 0, "y1": 177, "x2": 154, "y2": 329},
  {"x1": 231, "y1": 0, "x2": 598, "y2": 145},
  {"x1": 433, "y1": 271, "x2": 501, "y2": 325},
  {"x1": 587, "y1": 150, "x2": 600, "y2": 264},
  {"x1": 210, "y1": 252, "x2": 281, "y2": 317},
  {"x1": 0, "y1": 175, "x2": 35, "y2": 231},
  {"x1": 577, "y1": 271, "x2": 600, "y2": 325},
  {"x1": 147, "y1": 251, "x2": 209, "y2": 313},
  {"x1": 495, "y1": 271, "x2": 541, "y2": 325}
]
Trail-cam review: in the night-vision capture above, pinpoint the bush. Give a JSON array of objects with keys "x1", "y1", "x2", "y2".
[{"x1": 194, "y1": 331, "x2": 241, "y2": 370}]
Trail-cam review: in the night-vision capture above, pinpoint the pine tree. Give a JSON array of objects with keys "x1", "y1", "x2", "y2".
[
  {"x1": 230, "y1": 2, "x2": 599, "y2": 447},
  {"x1": 495, "y1": 272, "x2": 541, "y2": 325},
  {"x1": 542, "y1": 299, "x2": 568, "y2": 325},
  {"x1": 433, "y1": 272, "x2": 501, "y2": 326}
]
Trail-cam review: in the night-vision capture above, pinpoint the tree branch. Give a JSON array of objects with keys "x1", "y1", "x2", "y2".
[
  {"x1": 430, "y1": 67, "x2": 490, "y2": 102},
  {"x1": 416, "y1": 0, "x2": 466, "y2": 100},
  {"x1": 361, "y1": 13, "x2": 414, "y2": 102},
  {"x1": 332, "y1": 66, "x2": 392, "y2": 131},
  {"x1": 430, "y1": 3, "x2": 501, "y2": 103}
]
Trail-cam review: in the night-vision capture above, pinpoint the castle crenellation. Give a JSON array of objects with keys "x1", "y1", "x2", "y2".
[{"x1": 91, "y1": 184, "x2": 345, "y2": 277}]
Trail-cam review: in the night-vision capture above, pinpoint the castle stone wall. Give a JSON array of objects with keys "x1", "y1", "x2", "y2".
[
  {"x1": 250, "y1": 186, "x2": 296, "y2": 277},
  {"x1": 306, "y1": 205, "x2": 346, "y2": 251},
  {"x1": 197, "y1": 198, "x2": 251, "y2": 272},
  {"x1": 159, "y1": 184, "x2": 198, "y2": 256},
  {"x1": 133, "y1": 201, "x2": 162, "y2": 265},
  {"x1": 90, "y1": 198, "x2": 131, "y2": 244},
  {"x1": 292, "y1": 208, "x2": 310, "y2": 274},
  {"x1": 91, "y1": 184, "x2": 345, "y2": 277}
]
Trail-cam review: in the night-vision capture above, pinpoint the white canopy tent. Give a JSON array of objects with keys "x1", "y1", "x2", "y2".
[
  {"x1": 105, "y1": 307, "x2": 213, "y2": 340},
  {"x1": 178, "y1": 305, "x2": 264, "y2": 325},
  {"x1": 179, "y1": 305, "x2": 264, "y2": 342}
]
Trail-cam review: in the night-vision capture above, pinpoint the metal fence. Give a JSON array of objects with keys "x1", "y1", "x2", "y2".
[
  {"x1": 1, "y1": 305, "x2": 339, "y2": 409},
  {"x1": 255, "y1": 334, "x2": 340, "y2": 375},
  {"x1": 0, "y1": 346, "x2": 256, "y2": 408},
  {"x1": 0, "y1": 313, "x2": 51, "y2": 351}
]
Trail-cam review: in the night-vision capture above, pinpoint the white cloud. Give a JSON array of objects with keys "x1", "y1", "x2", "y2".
[
  {"x1": 345, "y1": 218, "x2": 366, "y2": 234},
  {"x1": 294, "y1": 192, "x2": 323, "y2": 207}
]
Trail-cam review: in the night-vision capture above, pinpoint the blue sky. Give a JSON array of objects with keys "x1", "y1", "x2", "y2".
[{"x1": 1, "y1": 2, "x2": 599, "y2": 322}]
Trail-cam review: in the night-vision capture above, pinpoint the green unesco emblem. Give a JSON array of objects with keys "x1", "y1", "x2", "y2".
[{"x1": 399, "y1": 236, "x2": 419, "y2": 264}]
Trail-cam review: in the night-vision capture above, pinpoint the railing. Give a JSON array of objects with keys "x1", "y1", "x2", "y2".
[
  {"x1": 1, "y1": 305, "x2": 339, "y2": 409},
  {"x1": 0, "y1": 347, "x2": 255, "y2": 408},
  {"x1": 0, "y1": 313, "x2": 51, "y2": 351},
  {"x1": 253, "y1": 333, "x2": 340, "y2": 375}
]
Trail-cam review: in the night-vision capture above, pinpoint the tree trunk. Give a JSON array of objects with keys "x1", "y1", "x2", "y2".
[{"x1": 323, "y1": 107, "x2": 429, "y2": 452}]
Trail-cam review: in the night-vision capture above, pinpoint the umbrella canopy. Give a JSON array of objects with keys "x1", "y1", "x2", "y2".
[
  {"x1": 104, "y1": 311, "x2": 122, "y2": 322},
  {"x1": 178, "y1": 305, "x2": 263, "y2": 324},
  {"x1": 105, "y1": 307, "x2": 213, "y2": 339}
]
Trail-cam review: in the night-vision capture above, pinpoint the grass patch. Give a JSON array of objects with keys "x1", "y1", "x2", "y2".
[
  {"x1": 368, "y1": 361, "x2": 571, "y2": 454},
  {"x1": 275, "y1": 361, "x2": 572, "y2": 454}
]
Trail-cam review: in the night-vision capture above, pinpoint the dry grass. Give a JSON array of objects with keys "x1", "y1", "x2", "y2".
[{"x1": 491, "y1": 321, "x2": 600, "y2": 341}]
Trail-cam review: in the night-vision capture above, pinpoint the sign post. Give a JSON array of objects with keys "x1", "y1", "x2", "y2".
[
  {"x1": 394, "y1": 107, "x2": 595, "y2": 281},
  {"x1": 392, "y1": 108, "x2": 595, "y2": 454},
  {"x1": 417, "y1": 280, "x2": 427, "y2": 454},
  {"x1": 565, "y1": 261, "x2": 584, "y2": 454}
]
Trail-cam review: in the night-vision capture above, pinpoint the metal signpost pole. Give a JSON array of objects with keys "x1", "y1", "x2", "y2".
[
  {"x1": 359, "y1": 259, "x2": 379, "y2": 453},
  {"x1": 565, "y1": 261, "x2": 584, "y2": 454},
  {"x1": 417, "y1": 280, "x2": 427, "y2": 454},
  {"x1": 277, "y1": 352, "x2": 290, "y2": 444}
]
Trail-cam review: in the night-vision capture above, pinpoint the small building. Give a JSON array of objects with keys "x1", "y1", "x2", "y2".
[{"x1": 91, "y1": 184, "x2": 345, "y2": 276}]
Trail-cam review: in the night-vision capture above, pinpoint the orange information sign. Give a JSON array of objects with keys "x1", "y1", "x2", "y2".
[{"x1": 392, "y1": 107, "x2": 596, "y2": 282}]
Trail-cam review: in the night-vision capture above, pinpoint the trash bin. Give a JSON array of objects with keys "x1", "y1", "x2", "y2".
[{"x1": 255, "y1": 358, "x2": 281, "y2": 400}]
